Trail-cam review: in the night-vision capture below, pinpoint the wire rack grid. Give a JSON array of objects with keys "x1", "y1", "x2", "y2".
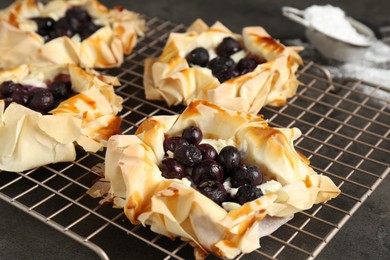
[{"x1": 0, "y1": 17, "x2": 389, "y2": 260}]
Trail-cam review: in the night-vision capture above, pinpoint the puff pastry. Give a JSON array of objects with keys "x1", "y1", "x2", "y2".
[
  {"x1": 0, "y1": 63, "x2": 123, "y2": 172},
  {"x1": 100, "y1": 100, "x2": 340, "y2": 259},
  {"x1": 144, "y1": 19, "x2": 303, "y2": 113},
  {"x1": 0, "y1": 0, "x2": 146, "y2": 69}
]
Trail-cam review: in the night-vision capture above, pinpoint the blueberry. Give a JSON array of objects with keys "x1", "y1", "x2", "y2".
[
  {"x1": 30, "y1": 7, "x2": 99, "y2": 42},
  {"x1": 191, "y1": 159, "x2": 224, "y2": 184},
  {"x1": 208, "y1": 57, "x2": 235, "y2": 82},
  {"x1": 163, "y1": 136, "x2": 189, "y2": 153},
  {"x1": 3, "y1": 97, "x2": 14, "y2": 108},
  {"x1": 197, "y1": 143, "x2": 217, "y2": 161},
  {"x1": 53, "y1": 98, "x2": 67, "y2": 108},
  {"x1": 231, "y1": 164, "x2": 263, "y2": 188},
  {"x1": 197, "y1": 180, "x2": 228, "y2": 205},
  {"x1": 235, "y1": 185, "x2": 263, "y2": 205},
  {"x1": 186, "y1": 47, "x2": 209, "y2": 67},
  {"x1": 79, "y1": 23, "x2": 101, "y2": 40},
  {"x1": 160, "y1": 158, "x2": 186, "y2": 180},
  {"x1": 28, "y1": 88, "x2": 54, "y2": 113},
  {"x1": 235, "y1": 57, "x2": 259, "y2": 75},
  {"x1": 50, "y1": 81, "x2": 71, "y2": 99},
  {"x1": 48, "y1": 30, "x2": 58, "y2": 41},
  {"x1": 174, "y1": 144, "x2": 202, "y2": 167},
  {"x1": 1, "y1": 75, "x2": 75, "y2": 112},
  {"x1": 33, "y1": 17, "x2": 55, "y2": 32},
  {"x1": 42, "y1": 33, "x2": 53, "y2": 42},
  {"x1": 11, "y1": 85, "x2": 30, "y2": 105},
  {"x1": 246, "y1": 54, "x2": 266, "y2": 64},
  {"x1": 230, "y1": 69, "x2": 241, "y2": 79},
  {"x1": 67, "y1": 15, "x2": 83, "y2": 33},
  {"x1": 216, "y1": 37, "x2": 241, "y2": 57},
  {"x1": 182, "y1": 126, "x2": 203, "y2": 145},
  {"x1": 54, "y1": 17, "x2": 74, "y2": 38},
  {"x1": 217, "y1": 146, "x2": 241, "y2": 177},
  {"x1": 1, "y1": 81, "x2": 18, "y2": 97},
  {"x1": 65, "y1": 7, "x2": 92, "y2": 24},
  {"x1": 65, "y1": 7, "x2": 100, "y2": 40},
  {"x1": 32, "y1": 17, "x2": 55, "y2": 42},
  {"x1": 53, "y1": 73, "x2": 71, "y2": 83}
]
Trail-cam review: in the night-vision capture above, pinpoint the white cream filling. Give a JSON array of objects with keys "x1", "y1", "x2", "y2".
[
  {"x1": 231, "y1": 50, "x2": 246, "y2": 63},
  {"x1": 208, "y1": 49, "x2": 218, "y2": 60},
  {"x1": 19, "y1": 72, "x2": 47, "y2": 88},
  {"x1": 166, "y1": 150, "x2": 174, "y2": 158},
  {"x1": 72, "y1": 34, "x2": 82, "y2": 42},
  {"x1": 257, "y1": 180, "x2": 283, "y2": 194}
]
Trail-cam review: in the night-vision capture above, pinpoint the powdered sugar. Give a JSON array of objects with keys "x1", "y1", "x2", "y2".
[
  {"x1": 285, "y1": 38, "x2": 390, "y2": 91},
  {"x1": 304, "y1": 5, "x2": 371, "y2": 46},
  {"x1": 329, "y1": 40, "x2": 390, "y2": 90}
]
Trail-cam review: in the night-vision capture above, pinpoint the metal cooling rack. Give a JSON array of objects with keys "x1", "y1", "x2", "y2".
[{"x1": 0, "y1": 17, "x2": 389, "y2": 260}]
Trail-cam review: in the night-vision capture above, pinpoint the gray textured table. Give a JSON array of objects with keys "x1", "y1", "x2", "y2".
[{"x1": 0, "y1": 0, "x2": 389, "y2": 259}]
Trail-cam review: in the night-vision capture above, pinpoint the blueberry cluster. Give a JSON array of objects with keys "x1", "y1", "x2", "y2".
[
  {"x1": 32, "y1": 7, "x2": 102, "y2": 42},
  {"x1": 185, "y1": 37, "x2": 265, "y2": 83},
  {"x1": 0, "y1": 74, "x2": 74, "y2": 114},
  {"x1": 160, "y1": 126, "x2": 264, "y2": 206}
]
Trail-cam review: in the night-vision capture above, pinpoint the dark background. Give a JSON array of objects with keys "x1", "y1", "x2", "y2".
[
  {"x1": 0, "y1": 0, "x2": 389, "y2": 259},
  {"x1": 117, "y1": 0, "x2": 390, "y2": 40}
]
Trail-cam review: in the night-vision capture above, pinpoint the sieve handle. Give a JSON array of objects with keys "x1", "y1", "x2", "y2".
[{"x1": 282, "y1": 6, "x2": 311, "y2": 28}]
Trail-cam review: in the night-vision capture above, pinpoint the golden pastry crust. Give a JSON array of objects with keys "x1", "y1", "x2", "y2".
[
  {"x1": 103, "y1": 100, "x2": 340, "y2": 258},
  {"x1": 0, "y1": 63, "x2": 123, "y2": 171},
  {"x1": 0, "y1": 0, "x2": 146, "y2": 69},
  {"x1": 144, "y1": 19, "x2": 303, "y2": 113}
]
